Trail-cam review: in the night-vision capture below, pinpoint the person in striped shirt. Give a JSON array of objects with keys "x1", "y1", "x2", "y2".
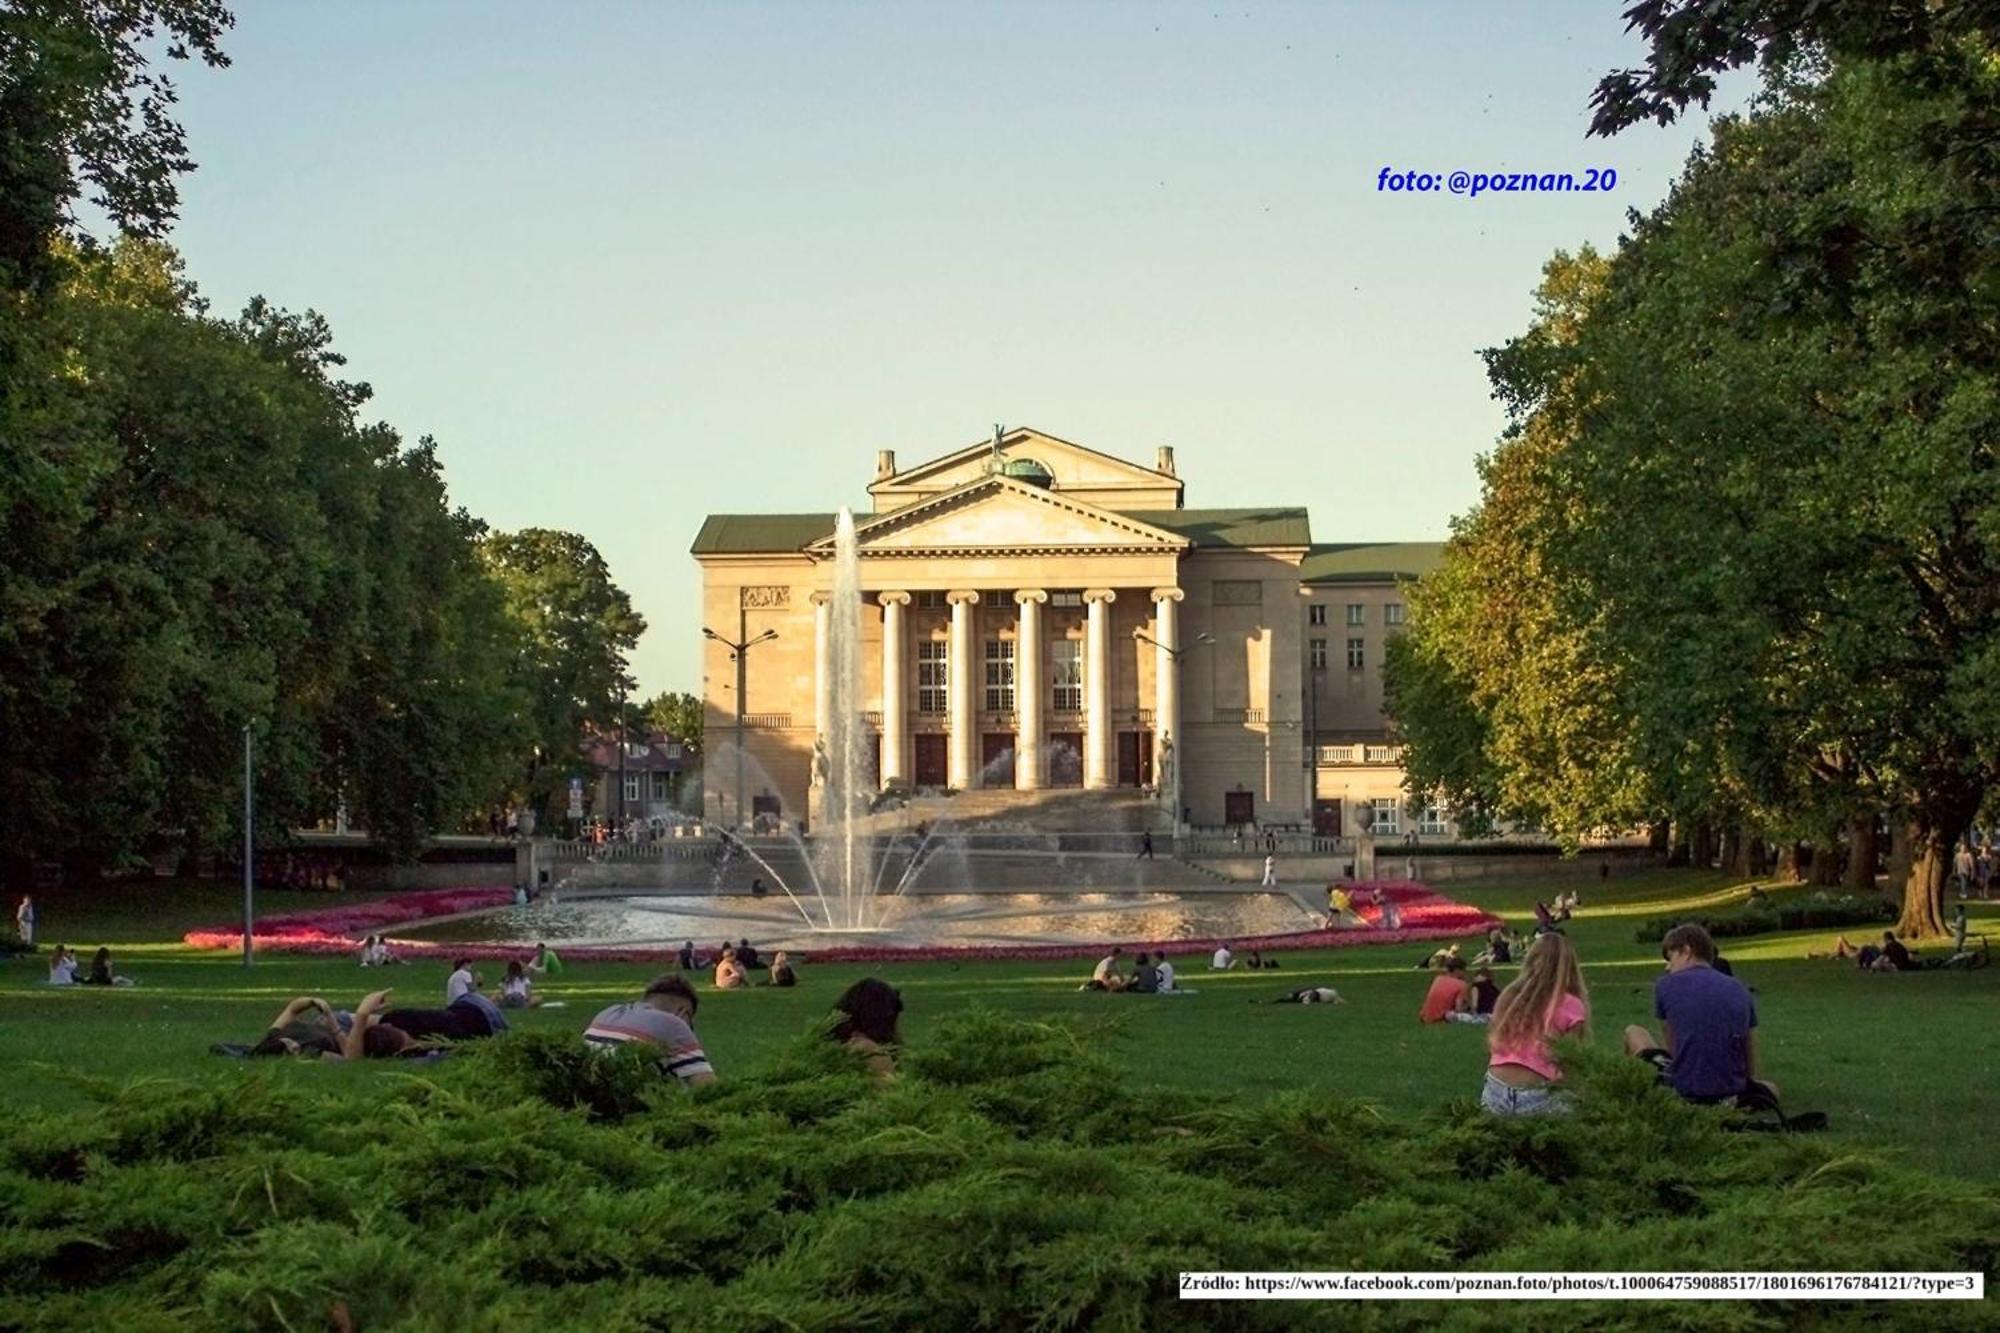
[{"x1": 583, "y1": 974, "x2": 715, "y2": 1086}]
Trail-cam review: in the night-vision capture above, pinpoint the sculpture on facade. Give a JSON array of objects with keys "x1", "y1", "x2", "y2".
[
  {"x1": 811, "y1": 736, "x2": 830, "y2": 787},
  {"x1": 1156, "y1": 734, "x2": 1175, "y2": 802}
]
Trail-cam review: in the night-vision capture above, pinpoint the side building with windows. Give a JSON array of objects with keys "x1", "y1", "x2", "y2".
[{"x1": 690, "y1": 428, "x2": 1446, "y2": 836}]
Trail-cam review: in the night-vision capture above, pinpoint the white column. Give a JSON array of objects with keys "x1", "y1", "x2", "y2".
[
  {"x1": 1152, "y1": 587, "x2": 1183, "y2": 802},
  {"x1": 879, "y1": 592, "x2": 910, "y2": 788},
  {"x1": 947, "y1": 590, "x2": 979, "y2": 789},
  {"x1": 1083, "y1": 588, "x2": 1117, "y2": 790},
  {"x1": 1014, "y1": 590, "x2": 1047, "y2": 790},
  {"x1": 812, "y1": 594, "x2": 831, "y2": 779}
]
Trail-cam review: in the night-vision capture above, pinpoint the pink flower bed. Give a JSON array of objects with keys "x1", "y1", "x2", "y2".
[{"x1": 184, "y1": 880, "x2": 1501, "y2": 966}]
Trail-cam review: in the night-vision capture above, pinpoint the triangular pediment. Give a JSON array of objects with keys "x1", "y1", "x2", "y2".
[
  {"x1": 811, "y1": 476, "x2": 1189, "y2": 556},
  {"x1": 871, "y1": 427, "x2": 1174, "y2": 496}
]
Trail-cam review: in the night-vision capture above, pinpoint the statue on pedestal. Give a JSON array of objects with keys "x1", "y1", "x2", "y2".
[
  {"x1": 811, "y1": 736, "x2": 830, "y2": 788},
  {"x1": 1156, "y1": 734, "x2": 1175, "y2": 803}
]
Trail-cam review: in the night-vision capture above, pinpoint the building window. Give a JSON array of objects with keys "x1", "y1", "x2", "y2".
[
  {"x1": 651, "y1": 772, "x2": 670, "y2": 801},
  {"x1": 624, "y1": 774, "x2": 642, "y2": 803},
  {"x1": 983, "y1": 589, "x2": 1012, "y2": 609},
  {"x1": 983, "y1": 639, "x2": 1015, "y2": 712},
  {"x1": 1346, "y1": 602, "x2": 1366, "y2": 626},
  {"x1": 1308, "y1": 603, "x2": 1326, "y2": 626},
  {"x1": 917, "y1": 641, "x2": 948, "y2": 713},
  {"x1": 1309, "y1": 638, "x2": 1327, "y2": 670},
  {"x1": 1371, "y1": 797, "x2": 1401, "y2": 835},
  {"x1": 1386, "y1": 602, "x2": 1406, "y2": 627},
  {"x1": 1050, "y1": 590, "x2": 1083, "y2": 608},
  {"x1": 915, "y1": 590, "x2": 948, "y2": 609},
  {"x1": 1418, "y1": 800, "x2": 1448, "y2": 835},
  {"x1": 1346, "y1": 637, "x2": 1365, "y2": 671},
  {"x1": 1051, "y1": 639, "x2": 1083, "y2": 711}
]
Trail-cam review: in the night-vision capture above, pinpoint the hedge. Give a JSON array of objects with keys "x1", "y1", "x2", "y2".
[{"x1": 1635, "y1": 891, "x2": 1897, "y2": 944}]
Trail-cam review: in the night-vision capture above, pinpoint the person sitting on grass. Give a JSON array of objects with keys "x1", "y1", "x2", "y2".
[
  {"x1": 735, "y1": 938, "x2": 762, "y2": 970},
  {"x1": 714, "y1": 947, "x2": 747, "y2": 990},
  {"x1": 1450, "y1": 967, "x2": 1502, "y2": 1024},
  {"x1": 1211, "y1": 943, "x2": 1235, "y2": 971},
  {"x1": 678, "y1": 940, "x2": 697, "y2": 971},
  {"x1": 1419, "y1": 957, "x2": 1470, "y2": 1023},
  {"x1": 78, "y1": 947, "x2": 133, "y2": 987},
  {"x1": 830, "y1": 977, "x2": 903, "y2": 1080},
  {"x1": 583, "y1": 974, "x2": 715, "y2": 1086},
  {"x1": 1469, "y1": 928, "x2": 1512, "y2": 968},
  {"x1": 527, "y1": 942, "x2": 563, "y2": 975},
  {"x1": 1866, "y1": 929, "x2": 1917, "y2": 972},
  {"x1": 46, "y1": 945, "x2": 77, "y2": 985},
  {"x1": 1155, "y1": 951, "x2": 1178, "y2": 993},
  {"x1": 499, "y1": 960, "x2": 542, "y2": 1009},
  {"x1": 1084, "y1": 946, "x2": 1129, "y2": 991},
  {"x1": 1128, "y1": 952, "x2": 1161, "y2": 994},
  {"x1": 1482, "y1": 933, "x2": 1590, "y2": 1116},
  {"x1": 768, "y1": 951, "x2": 797, "y2": 987},
  {"x1": 445, "y1": 957, "x2": 479, "y2": 1003},
  {"x1": 1624, "y1": 923, "x2": 1778, "y2": 1107}
]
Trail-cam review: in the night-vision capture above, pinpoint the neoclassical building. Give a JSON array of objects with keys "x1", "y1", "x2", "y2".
[{"x1": 691, "y1": 428, "x2": 1440, "y2": 834}]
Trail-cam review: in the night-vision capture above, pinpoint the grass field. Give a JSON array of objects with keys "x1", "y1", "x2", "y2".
[{"x1": 6, "y1": 869, "x2": 1998, "y2": 1183}]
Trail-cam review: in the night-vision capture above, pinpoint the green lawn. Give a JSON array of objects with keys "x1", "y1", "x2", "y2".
[{"x1": 6, "y1": 871, "x2": 1998, "y2": 1179}]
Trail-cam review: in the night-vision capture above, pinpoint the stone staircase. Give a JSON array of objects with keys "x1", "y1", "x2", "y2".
[{"x1": 851, "y1": 786, "x2": 1171, "y2": 836}]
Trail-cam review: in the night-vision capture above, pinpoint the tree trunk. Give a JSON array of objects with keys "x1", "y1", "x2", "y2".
[
  {"x1": 1899, "y1": 789, "x2": 1985, "y2": 939},
  {"x1": 1648, "y1": 820, "x2": 1671, "y2": 857},
  {"x1": 1694, "y1": 820, "x2": 1719, "y2": 869},
  {"x1": 1842, "y1": 814, "x2": 1880, "y2": 894},
  {"x1": 1718, "y1": 827, "x2": 1741, "y2": 876},
  {"x1": 1734, "y1": 834, "x2": 1765, "y2": 879},
  {"x1": 1886, "y1": 822, "x2": 1914, "y2": 895},
  {"x1": 1776, "y1": 842, "x2": 1804, "y2": 883},
  {"x1": 1809, "y1": 841, "x2": 1843, "y2": 887}
]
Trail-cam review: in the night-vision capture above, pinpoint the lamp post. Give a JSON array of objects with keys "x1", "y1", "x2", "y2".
[
  {"x1": 616, "y1": 678, "x2": 629, "y2": 828},
  {"x1": 1132, "y1": 628, "x2": 1213, "y2": 837},
  {"x1": 702, "y1": 620, "x2": 779, "y2": 832},
  {"x1": 241, "y1": 723, "x2": 255, "y2": 968}
]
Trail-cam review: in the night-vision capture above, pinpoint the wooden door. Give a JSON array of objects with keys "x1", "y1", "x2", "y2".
[
  {"x1": 1224, "y1": 790, "x2": 1256, "y2": 826},
  {"x1": 981, "y1": 733, "x2": 1015, "y2": 788},
  {"x1": 913, "y1": 734, "x2": 948, "y2": 789},
  {"x1": 1314, "y1": 799, "x2": 1343, "y2": 838},
  {"x1": 1117, "y1": 732, "x2": 1140, "y2": 787},
  {"x1": 1048, "y1": 732, "x2": 1084, "y2": 788}
]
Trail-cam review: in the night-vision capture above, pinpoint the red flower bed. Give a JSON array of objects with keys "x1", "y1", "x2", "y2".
[{"x1": 184, "y1": 879, "x2": 1501, "y2": 966}]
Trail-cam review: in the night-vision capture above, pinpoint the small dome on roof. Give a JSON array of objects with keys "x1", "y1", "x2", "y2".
[{"x1": 1002, "y1": 457, "x2": 1054, "y2": 488}]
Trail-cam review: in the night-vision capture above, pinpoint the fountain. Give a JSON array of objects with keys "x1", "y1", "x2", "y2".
[{"x1": 816, "y1": 506, "x2": 875, "y2": 929}]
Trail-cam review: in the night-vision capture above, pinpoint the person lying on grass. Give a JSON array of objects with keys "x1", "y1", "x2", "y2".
[
  {"x1": 831, "y1": 977, "x2": 903, "y2": 1080},
  {"x1": 1624, "y1": 923, "x2": 1778, "y2": 1107},
  {"x1": 1417, "y1": 942, "x2": 1464, "y2": 971},
  {"x1": 1482, "y1": 933, "x2": 1589, "y2": 1117},
  {"x1": 1257, "y1": 985, "x2": 1343, "y2": 1005},
  {"x1": 243, "y1": 988, "x2": 497, "y2": 1060},
  {"x1": 1418, "y1": 957, "x2": 1469, "y2": 1023},
  {"x1": 584, "y1": 974, "x2": 715, "y2": 1086}
]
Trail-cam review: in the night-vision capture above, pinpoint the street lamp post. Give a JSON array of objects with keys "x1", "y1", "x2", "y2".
[
  {"x1": 241, "y1": 723, "x2": 255, "y2": 968},
  {"x1": 703, "y1": 619, "x2": 779, "y2": 832},
  {"x1": 1132, "y1": 628, "x2": 1213, "y2": 838}
]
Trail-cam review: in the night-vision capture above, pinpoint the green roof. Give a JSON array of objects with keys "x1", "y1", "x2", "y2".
[
  {"x1": 1125, "y1": 508, "x2": 1312, "y2": 548},
  {"x1": 690, "y1": 514, "x2": 835, "y2": 555},
  {"x1": 1299, "y1": 542, "x2": 1445, "y2": 584}
]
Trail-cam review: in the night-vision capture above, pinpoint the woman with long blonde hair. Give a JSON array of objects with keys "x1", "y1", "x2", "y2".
[{"x1": 1481, "y1": 932, "x2": 1590, "y2": 1116}]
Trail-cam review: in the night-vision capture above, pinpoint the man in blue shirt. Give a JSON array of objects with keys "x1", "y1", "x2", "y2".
[{"x1": 1624, "y1": 923, "x2": 1776, "y2": 1105}]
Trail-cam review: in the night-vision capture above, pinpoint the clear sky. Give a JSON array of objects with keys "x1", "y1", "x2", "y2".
[{"x1": 159, "y1": 2, "x2": 1751, "y2": 695}]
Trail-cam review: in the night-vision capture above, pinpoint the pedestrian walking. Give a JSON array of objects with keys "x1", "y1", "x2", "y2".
[
  {"x1": 14, "y1": 895, "x2": 33, "y2": 947},
  {"x1": 1261, "y1": 854, "x2": 1277, "y2": 887},
  {"x1": 1138, "y1": 830, "x2": 1154, "y2": 860}
]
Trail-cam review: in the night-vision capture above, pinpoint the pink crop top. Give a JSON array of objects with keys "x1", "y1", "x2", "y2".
[{"x1": 1487, "y1": 992, "x2": 1588, "y2": 1081}]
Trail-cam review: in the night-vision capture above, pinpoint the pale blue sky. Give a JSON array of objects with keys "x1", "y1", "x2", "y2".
[{"x1": 160, "y1": 2, "x2": 1750, "y2": 694}]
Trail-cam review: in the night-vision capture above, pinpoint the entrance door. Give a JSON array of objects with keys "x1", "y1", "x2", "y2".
[
  {"x1": 1116, "y1": 732, "x2": 1155, "y2": 787},
  {"x1": 1224, "y1": 790, "x2": 1256, "y2": 827},
  {"x1": 980, "y1": 733, "x2": 1015, "y2": 787},
  {"x1": 1314, "y1": 799, "x2": 1343, "y2": 838},
  {"x1": 913, "y1": 734, "x2": 948, "y2": 789},
  {"x1": 1048, "y1": 732, "x2": 1084, "y2": 788}
]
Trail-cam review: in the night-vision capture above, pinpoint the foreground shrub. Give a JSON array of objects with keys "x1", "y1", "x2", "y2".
[
  {"x1": 0, "y1": 1018, "x2": 1992, "y2": 1330},
  {"x1": 1635, "y1": 891, "x2": 1897, "y2": 943}
]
